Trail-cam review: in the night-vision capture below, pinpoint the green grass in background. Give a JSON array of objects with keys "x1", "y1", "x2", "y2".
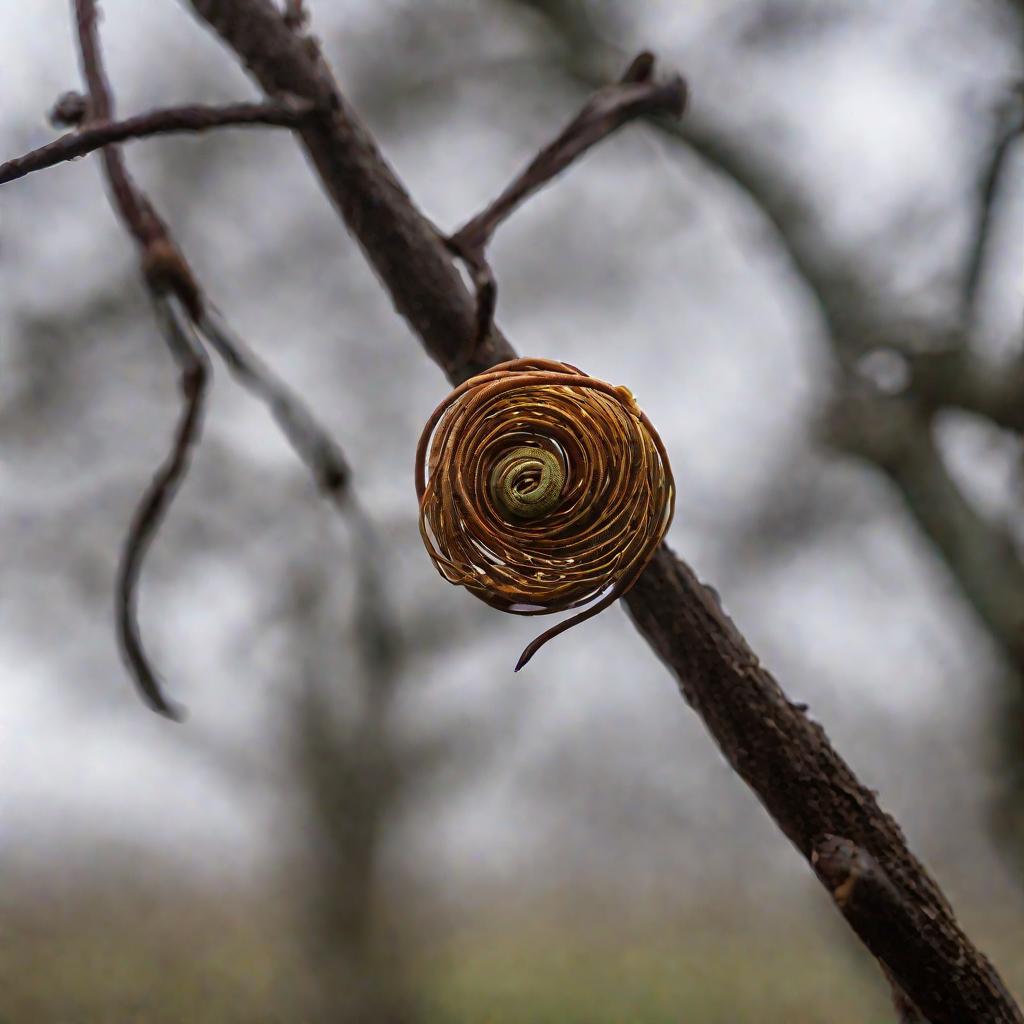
[{"x1": 2, "y1": 876, "x2": 1020, "y2": 1023}]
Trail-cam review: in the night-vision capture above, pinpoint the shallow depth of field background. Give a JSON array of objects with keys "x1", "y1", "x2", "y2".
[{"x1": 1, "y1": 1, "x2": 1023, "y2": 1021}]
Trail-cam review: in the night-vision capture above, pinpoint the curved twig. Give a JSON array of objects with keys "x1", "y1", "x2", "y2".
[
  {"x1": 445, "y1": 52, "x2": 687, "y2": 365},
  {"x1": 116, "y1": 298, "x2": 210, "y2": 719}
]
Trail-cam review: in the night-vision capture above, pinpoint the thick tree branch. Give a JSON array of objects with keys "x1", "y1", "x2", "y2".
[
  {"x1": 811, "y1": 837, "x2": 931, "y2": 1023},
  {"x1": 76, "y1": 0, "x2": 208, "y2": 718},
  {"x1": 0, "y1": 99, "x2": 311, "y2": 185},
  {"x1": 185, "y1": 0, "x2": 516, "y2": 383},
  {"x1": 182, "y1": 1, "x2": 1023, "y2": 1017}
]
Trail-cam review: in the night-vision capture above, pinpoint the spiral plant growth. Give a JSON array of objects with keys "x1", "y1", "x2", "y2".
[{"x1": 416, "y1": 358, "x2": 675, "y2": 669}]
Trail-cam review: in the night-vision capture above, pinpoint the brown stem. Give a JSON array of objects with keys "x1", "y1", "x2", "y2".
[
  {"x1": 445, "y1": 51, "x2": 685, "y2": 360},
  {"x1": 115, "y1": 298, "x2": 210, "y2": 720},
  {"x1": 72, "y1": 0, "x2": 353, "y2": 717}
]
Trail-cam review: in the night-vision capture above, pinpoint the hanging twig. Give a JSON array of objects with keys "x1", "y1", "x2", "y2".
[
  {"x1": 198, "y1": 309, "x2": 351, "y2": 499},
  {"x1": 72, "y1": 0, "x2": 356, "y2": 717},
  {"x1": 75, "y1": 0, "x2": 212, "y2": 717},
  {"x1": 116, "y1": 298, "x2": 210, "y2": 720}
]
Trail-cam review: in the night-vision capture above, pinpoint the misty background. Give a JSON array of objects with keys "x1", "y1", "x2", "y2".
[{"x1": 2, "y1": 1, "x2": 1023, "y2": 1020}]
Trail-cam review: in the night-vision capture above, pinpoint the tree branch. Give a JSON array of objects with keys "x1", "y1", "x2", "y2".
[
  {"x1": 72, "y1": 0, "x2": 357, "y2": 718},
  {"x1": 181, "y1": 1, "x2": 1024, "y2": 1017},
  {"x1": 904, "y1": 345, "x2": 1024, "y2": 434},
  {"x1": 198, "y1": 307, "x2": 351, "y2": 501},
  {"x1": 962, "y1": 88, "x2": 1024, "y2": 327},
  {"x1": 811, "y1": 837, "x2": 935, "y2": 1023},
  {"x1": 0, "y1": 99, "x2": 311, "y2": 186},
  {"x1": 445, "y1": 52, "x2": 685, "y2": 358}
]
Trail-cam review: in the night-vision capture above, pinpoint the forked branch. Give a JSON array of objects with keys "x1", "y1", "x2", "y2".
[
  {"x1": 180, "y1": 2, "x2": 1023, "y2": 1018},
  {"x1": 446, "y1": 51, "x2": 686, "y2": 362},
  {"x1": 71, "y1": 0, "x2": 357, "y2": 718}
]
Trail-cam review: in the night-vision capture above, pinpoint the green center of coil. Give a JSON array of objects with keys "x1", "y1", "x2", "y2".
[{"x1": 489, "y1": 446, "x2": 565, "y2": 520}]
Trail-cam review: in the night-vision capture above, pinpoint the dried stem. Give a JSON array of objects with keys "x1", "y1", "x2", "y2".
[
  {"x1": 446, "y1": 51, "x2": 687, "y2": 362},
  {"x1": 75, "y1": 0, "x2": 212, "y2": 717},
  {"x1": 116, "y1": 297, "x2": 210, "y2": 720},
  {"x1": 0, "y1": 99, "x2": 311, "y2": 185},
  {"x1": 72, "y1": 0, "x2": 355, "y2": 717}
]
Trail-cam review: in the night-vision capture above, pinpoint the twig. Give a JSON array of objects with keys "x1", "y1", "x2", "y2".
[
  {"x1": 73, "y1": 0, "x2": 354, "y2": 718},
  {"x1": 75, "y1": 0, "x2": 214, "y2": 717},
  {"x1": 182, "y1": 3, "x2": 1024, "y2": 1018},
  {"x1": 822, "y1": 387, "x2": 1024, "y2": 666},
  {"x1": 76, "y1": 0, "x2": 164, "y2": 250},
  {"x1": 0, "y1": 99, "x2": 311, "y2": 185},
  {"x1": 115, "y1": 298, "x2": 210, "y2": 720},
  {"x1": 962, "y1": 88, "x2": 1024, "y2": 327},
  {"x1": 197, "y1": 308, "x2": 351, "y2": 499},
  {"x1": 445, "y1": 51, "x2": 687, "y2": 363}
]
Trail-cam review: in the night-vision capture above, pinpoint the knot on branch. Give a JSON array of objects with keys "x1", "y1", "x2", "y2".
[
  {"x1": 49, "y1": 90, "x2": 88, "y2": 127},
  {"x1": 415, "y1": 358, "x2": 674, "y2": 670},
  {"x1": 141, "y1": 237, "x2": 203, "y2": 320}
]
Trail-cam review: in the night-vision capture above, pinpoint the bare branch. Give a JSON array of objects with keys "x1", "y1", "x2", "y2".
[
  {"x1": 188, "y1": 0, "x2": 515, "y2": 383},
  {"x1": 0, "y1": 99, "x2": 311, "y2": 186},
  {"x1": 116, "y1": 297, "x2": 210, "y2": 720},
  {"x1": 75, "y1": 0, "x2": 213, "y2": 717},
  {"x1": 181, "y1": 1, "x2": 1024, "y2": 1016},
  {"x1": 76, "y1": 0, "x2": 164, "y2": 250},
  {"x1": 903, "y1": 345, "x2": 1024, "y2": 433},
  {"x1": 451, "y1": 53, "x2": 685, "y2": 255},
  {"x1": 962, "y1": 88, "x2": 1024, "y2": 326},
  {"x1": 446, "y1": 52, "x2": 686, "y2": 360},
  {"x1": 73, "y1": 0, "x2": 355, "y2": 717}
]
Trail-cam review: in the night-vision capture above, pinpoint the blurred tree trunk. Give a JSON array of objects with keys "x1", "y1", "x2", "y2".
[{"x1": 286, "y1": 566, "x2": 417, "y2": 1024}]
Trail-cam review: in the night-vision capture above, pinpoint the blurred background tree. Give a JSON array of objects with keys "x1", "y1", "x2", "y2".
[{"x1": 1, "y1": 1, "x2": 1022, "y2": 1020}]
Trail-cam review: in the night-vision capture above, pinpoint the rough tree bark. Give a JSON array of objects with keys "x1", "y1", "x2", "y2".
[{"x1": 52, "y1": 0, "x2": 1020, "y2": 1018}]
